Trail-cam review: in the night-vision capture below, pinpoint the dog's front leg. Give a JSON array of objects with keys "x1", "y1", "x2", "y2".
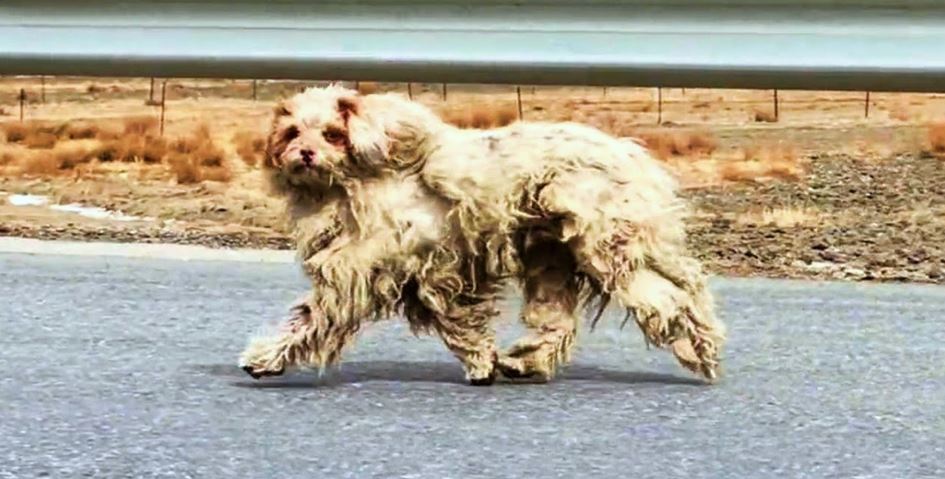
[
  {"x1": 239, "y1": 295, "x2": 363, "y2": 379},
  {"x1": 430, "y1": 299, "x2": 500, "y2": 386}
]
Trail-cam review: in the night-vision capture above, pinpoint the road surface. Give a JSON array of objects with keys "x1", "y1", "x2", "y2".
[{"x1": 1, "y1": 252, "x2": 944, "y2": 478}]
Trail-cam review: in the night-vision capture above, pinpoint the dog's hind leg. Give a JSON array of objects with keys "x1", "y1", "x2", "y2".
[
  {"x1": 580, "y1": 236, "x2": 725, "y2": 381},
  {"x1": 497, "y1": 237, "x2": 580, "y2": 382},
  {"x1": 239, "y1": 297, "x2": 362, "y2": 379}
]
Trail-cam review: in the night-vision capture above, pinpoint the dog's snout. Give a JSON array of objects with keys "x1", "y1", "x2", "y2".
[{"x1": 300, "y1": 149, "x2": 315, "y2": 166}]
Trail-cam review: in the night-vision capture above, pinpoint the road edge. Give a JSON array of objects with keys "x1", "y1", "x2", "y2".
[{"x1": 0, "y1": 236, "x2": 296, "y2": 263}]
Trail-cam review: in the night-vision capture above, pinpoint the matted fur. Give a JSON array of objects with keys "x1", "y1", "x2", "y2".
[{"x1": 239, "y1": 85, "x2": 726, "y2": 384}]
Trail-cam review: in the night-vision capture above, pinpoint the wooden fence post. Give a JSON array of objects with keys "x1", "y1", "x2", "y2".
[{"x1": 160, "y1": 80, "x2": 168, "y2": 136}]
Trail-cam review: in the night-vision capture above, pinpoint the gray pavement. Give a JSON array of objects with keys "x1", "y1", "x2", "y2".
[{"x1": 1, "y1": 252, "x2": 944, "y2": 478}]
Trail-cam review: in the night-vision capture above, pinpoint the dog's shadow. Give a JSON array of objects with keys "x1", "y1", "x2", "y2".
[{"x1": 217, "y1": 360, "x2": 703, "y2": 389}]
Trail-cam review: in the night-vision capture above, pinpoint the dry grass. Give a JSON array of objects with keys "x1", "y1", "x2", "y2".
[
  {"x1": 636, "y1": 130, "x2": 717, "y2": 160},
  {"x1": 233, "y1": 131, "x2": 265, "y2": 167},
  {"x1": 738, "y1": 206, "x2": 820, "y2": 228},
  {"x1": 928, "y1": 122, "x2": 945, "y2": 157},
  {"x1": 890, "y1": 106, "x2": 911, "y2": 122},
  {"x1": 442, "y1": 103, "x2": 518, "y2": 129},
  {"x1": 16, "y1": 144, "x2": 94, "y2": 176},
  {"x1": 719, "y1": 144, "x2": 803, "y2": 183}
]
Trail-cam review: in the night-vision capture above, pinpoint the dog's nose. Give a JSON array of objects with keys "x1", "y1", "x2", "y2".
[{"x1": 300, "y1": 149, "x2": 315, "y2": 166}]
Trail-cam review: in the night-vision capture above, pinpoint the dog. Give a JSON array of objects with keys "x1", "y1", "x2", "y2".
[{"x1": 238, "y1": 85, "x2": 725, "y2": 385}]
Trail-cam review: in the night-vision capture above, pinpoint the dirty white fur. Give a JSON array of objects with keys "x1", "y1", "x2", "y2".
[{"x1": 239, "y1": 85, "x2": 726, "y2": 384}]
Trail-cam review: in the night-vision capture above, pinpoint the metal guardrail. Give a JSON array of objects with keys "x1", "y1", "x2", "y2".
[{"x1": 2, "y1": 1, "x2": 945, "y2": 92}]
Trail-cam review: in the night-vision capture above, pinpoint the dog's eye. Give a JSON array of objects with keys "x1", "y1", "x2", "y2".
[
  {"x1": 323, "y1": 129, "x2": 347, "y2": 146},
  {"x1": 283, "y1": 125, "x2": 299, "y2": 142}
]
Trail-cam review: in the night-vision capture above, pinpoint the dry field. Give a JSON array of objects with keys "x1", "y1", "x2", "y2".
[{"x1": 2, "y1": 77, "x2": 945, "y2": 283}]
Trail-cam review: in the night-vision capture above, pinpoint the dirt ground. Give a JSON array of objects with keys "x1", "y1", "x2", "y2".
[{"x1": 2, "y1": 77, "x2": 944, "y2": 284}]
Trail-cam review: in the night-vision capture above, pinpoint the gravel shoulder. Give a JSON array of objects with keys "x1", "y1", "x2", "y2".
[{"x1": 3, "y1": 153, "x2": 944, "y2": 284}]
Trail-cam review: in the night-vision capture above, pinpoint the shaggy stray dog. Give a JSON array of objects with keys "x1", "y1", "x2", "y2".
[{"x1": 239, "y1": 85, "x2": 725, "y2": 385}]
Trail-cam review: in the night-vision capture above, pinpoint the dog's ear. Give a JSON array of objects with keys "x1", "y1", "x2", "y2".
[
  {"x1": 265, "y1": 100, "x2": 296, "y2": 169},
  {"x1": 338, "y1": 94, "x2": 390, "y2": 169}
]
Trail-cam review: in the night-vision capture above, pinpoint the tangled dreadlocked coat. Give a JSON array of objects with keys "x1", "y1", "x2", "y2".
[{"x1": 239, "y1": 85, "x2": 726, "y2": 385}]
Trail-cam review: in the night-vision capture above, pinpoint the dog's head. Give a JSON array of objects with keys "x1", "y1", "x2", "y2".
[{"x1": 265, "y1": 85, "x2": 391, "y2": 190}]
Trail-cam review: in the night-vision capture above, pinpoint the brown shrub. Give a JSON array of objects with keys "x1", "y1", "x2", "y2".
[
  {"x1": 495, "y1": 106, "x2": 518, "y2": 127},
  {"x1": 753, "y1": 110, "x2": 777, "y2": 123},
  {"x1": 18, "y1": 152, "x2": 63, "y2": 176},
  {"x1": 0, "y1": 152, "x2": 14, "y2": 166},
  {"x1": 53, "y1": 145, "x2": 95, "y2": 170},
  {"x1": 144, "y1": 98, "x2": 163, "y2": 107},
  {"x1": 3, "y1": 123, "x2": 31, "y2": 143},
  {"x1": 166, "y1": 153, "x2": 201, "y2": 184},
  {"x1": 166, "y1": 125, "x2": 231, "y2": 183},
  {"x1": 166, "y1": 153, "x2": 231, "y2": 184},
  {"x1": 123, "y1": 116, "x2": 158, "y2": 136},
  {"x1": 92, "y1": 136, "x2": 167, "y2": 163},
  {"x1": 64, "y1": 122, "x2": 103, "y2": 140},
  {"x1": 0, "y1": 107, "x2": 8, "y2": 116},
  {"x1": 356, "y1": 81, "x2": 380, "y2": 95},
  {"x1": 443, "y1": 104, "x2": 518, "y2": 129},
  {"x1": 928, "y1": 122, "x2": 945, "y2": 156},
  {"x1": 233, "y1": 131, "x2": 265, "y2": 167},
  {"x1": 16, "y1": 143, "x2": 93, "y2": 175},
  {"x1": 86, "y1": 84, "x2": 105, "y2": 94},
  {"x1": 23, "y1": 132, "x2": 58, "y2": 149}
]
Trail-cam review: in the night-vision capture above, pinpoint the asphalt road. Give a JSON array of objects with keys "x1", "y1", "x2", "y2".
[{"x1": 1, "y1": 252, "x2": 944, "y2": 478}]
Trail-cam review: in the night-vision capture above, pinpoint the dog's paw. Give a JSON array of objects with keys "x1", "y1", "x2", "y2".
[
  {"x1": 496, "y1": 355, "x2": 550, "y2": 382},
  {"x1": 241, "y1": 364, "x2": 285, "y2": 380}
]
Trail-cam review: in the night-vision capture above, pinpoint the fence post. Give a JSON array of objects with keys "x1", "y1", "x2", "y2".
[
  {"x1": 19, "y1": 88, "x2": 25, "y2": 121},
  {"x1": 657, "y1": 87, "x2": 663, "y2": 124},
  {"x1": 40, "y1": 76, "x2": 46, "y2": 103},
  {"x1": 160, "y1": 80, "x2": 167, "y2": 136},
  {"x1": 516, "y1": 86, "x2": 524, "y2": 120},
  {"x1": 865, "y1": 91, "x2": 870, "y2": 118},
  {"x1": 442, "y1": 83, "x2": 447, "y2": 101},
  {"x1": 407, "y1": 83, "x2": 413, "y2": 100},
  {"x1": 149, "y1": 78, "x2": 155, "y2": 103},
  {"x1": 773, "y1": 89, "x2": 779, "y2": 121}
]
